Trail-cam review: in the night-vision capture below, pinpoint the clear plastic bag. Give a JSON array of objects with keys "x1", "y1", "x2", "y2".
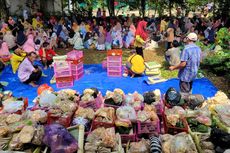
[{"x1": 116, "y1": 106, "x2": 137, "y2": 122}]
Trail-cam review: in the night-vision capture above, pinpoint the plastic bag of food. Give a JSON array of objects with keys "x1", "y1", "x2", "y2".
[
  {"x1": 6, "y1": 114, "x2": 22, "y2": 124},
  {"x1": 2, "y1": 100, "x2": 24, "y2": 113},
  {"x1": 32, "y1": 125, "x2": 44, "y2": 145},
  {"x1": 0, "y1": 126, "x2": 9, "y2": 137},
  {"x1": 18, "y1": 126, "x2": 35, "y2": 144},
  {"x1": 165, "y1": 87, "x2": 182, "y2": 106},
  {"x1": 9, "y1": 119, "x2": 33, "y2": 133},
  {"x1": 196, "y1": 115, "x2": 212, "y2": 126},
  {"x1": 128, "y1": 139, "x2": 150, "y2": 153},
  {"x1": 39, "y1": 90, "x2": 57, "y2": 107},
  {"x1": 170, "y1": 133, "x2": 197, "y2": 153},
  {"x1": 143, "y1": 91, "x2": 156, "y2": 104},
  {"x1": 75, "y1": 107, "x2": 95, "y2": 120},
  {"x1": 116, "y1": 106, "x2": 136, "y2": 122},
  {"x1": 9, "y1": 133, "x2": 24, "y2": 150},
  {"x1": 95, "y1": 107, "x2": 115, "y2": 123},
  {"x1": 43, "y1": 124, "x2": 78, "y2": 153},
  {"x1": 30, "y1": 110, "x2": 47, "y2": 123}
]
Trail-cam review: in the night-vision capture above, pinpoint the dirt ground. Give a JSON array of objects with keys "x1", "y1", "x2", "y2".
[{"x1": 56, "y1": 44, "x2": 229, "y2": 97}]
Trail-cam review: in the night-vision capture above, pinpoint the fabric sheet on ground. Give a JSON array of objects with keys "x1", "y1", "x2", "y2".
[{"x1": 0, "y1": 64, "x2": 218, "y2": 107}]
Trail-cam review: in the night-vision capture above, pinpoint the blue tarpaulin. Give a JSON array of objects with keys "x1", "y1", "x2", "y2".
[{"x1": 0, "y1": 64, "x2": 218, "y2": 107}]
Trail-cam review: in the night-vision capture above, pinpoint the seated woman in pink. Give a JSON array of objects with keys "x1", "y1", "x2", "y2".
[
  {"x1": 0, "y1": 33, "x2": 11, "y2": 62},
  {"x1": 23, "y1": 34, "x2": 35, "y2": 53}
]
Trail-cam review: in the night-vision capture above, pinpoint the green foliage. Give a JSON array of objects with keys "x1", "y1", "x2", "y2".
[
  {"x1": 216, "y1": 28, "x2": 230, "y2": 49},
  {"x1": 201, "y1": 50, "x2": 230, "y2": 76}
]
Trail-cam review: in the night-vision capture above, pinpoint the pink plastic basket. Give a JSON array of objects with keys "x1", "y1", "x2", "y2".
[
  {"x1": 107, "y1": 61, "x2": 121, "y2": 67},
  {"x1": 54, "y1": 62, "x2": 72, "y2": 77},
  {"x1": 107, "y1": 56, "x2": 122, "y2": 62},
  {"x1": 107, "y1": 66, "x2": 122, "y2": 72},
  {"x1": 73, "y1": 71, "x2": 84, "y2": 80},
  {"x1": 67, "y1": 50, "x2": 83, "y2": 60},
  {"x1": 137, "y1": 120, "x2": 160, "y2": 135},
  {"x1": 120, "y1": 126, "x2": 136, "y2": 144},
  {"x1": 107, "y1": 71, "x2": 122, "y2": 77},
  {"x1": 79, "y1": 93, "x2": 104, "y2": 110},
  {"x1": 92, "y1": 118, "x2": 114, "y2": 130},
  {"x1": 56, "y1": 81, "x2": 74, "y2": 88},
  {"x1": 154, "y1": 100, "x2": 164, "y2": 116}
]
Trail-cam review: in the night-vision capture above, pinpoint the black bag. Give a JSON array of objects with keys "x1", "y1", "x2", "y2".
[
  {"x1": 0, "y1": 61, "x2": 5, "y2": 72},
  {"x1": 165, "y1": 87, "x2": 181, "y2": 106},
  {"x1": 184, "y1": 94, "x2": 205, "y2": 109},
  {"x1": 143, "y1": 92, "x2": 156, "y2": 105},
  {"x1": 210, "y1": 128, "x2": 230, "y2": 152}
]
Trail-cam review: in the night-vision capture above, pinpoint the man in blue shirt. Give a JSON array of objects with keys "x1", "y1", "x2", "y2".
[{"x1": 169, "y1": 33, "x2": 201, "y2": 94}]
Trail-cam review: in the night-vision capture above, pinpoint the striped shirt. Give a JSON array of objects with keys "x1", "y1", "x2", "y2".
[{"x1": 178, "y1": 43, "x2": 201, "y2": 82}]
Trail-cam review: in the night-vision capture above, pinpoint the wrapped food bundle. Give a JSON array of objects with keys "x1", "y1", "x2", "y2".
[
  {"x1": 0, "y1": 126, "x2": 9, "y2": 137},
  {"x1": 104, "y1": 88, "x2": 124, "y2": 106},
  {"x1": 31, "y1": 125, "x2": 45, "y2": 145},
  {"x1": 115, "y1": 119, "x2": 133, "y2": 134},
  {"x1": 161, "y1": 132, "x2": 198, "y2": 153},
  {"x1": 202, "y1": 91, "x2": 230, "y2": 108},
  {"x1": 80, "y1": 88, "x2": 99, "y2": 102},
  {"x1": 43, "y1": 124, "x2": 78, "y2": 153},
  {"x1": 213, "y1": 104, "x2": 230, "y2": 128},
  {"x1": 165, "y1": 106, "x2": 186, "y2": 126},
  {"x1": 125, "y1": 91, "x2": 144, "y2": 110},
  {"x1": 30, "y1": 110, "x2": 48, "y2": 123},
  {"x1": 186, "y1": 107, "x2": 212, "y2": 133},
  {"x1": 116, "y1": 106, "x2": 136, "y2": 122},
  {"x1": 75, "y1": 107, "x2": 95, "y2": 120},
  {"x1": 6, "y1": 114, "x2": 22, "y2": 124},
  {"x1": 9, "y1": 126, "x2": 35, "y2": 151},
  {"x1": 128, "y1": 139, "x2": 150, "y2": 153},
  {"x1": 8, "y1": 119, "x2": 33, "y2": 133},
  {"x1": 39, "y1": 90, "x2": 57, "y2": 107},
  {"x1": 85, "y1": 127, "x2": 118, "y2": 152},
  {"x1": 2, "y1": 99, "x2": 25, "y2": 113},
  {"x1": 95, "y1": 107, "x2": 115, "y2": 123}
]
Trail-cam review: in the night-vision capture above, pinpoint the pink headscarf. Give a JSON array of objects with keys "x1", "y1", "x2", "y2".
[
  {"x1": 129, "y1": 24, "x2": 136, "y2": 35},
  {"x1": 23, "y1": 35, "x2": 35, "y2": 53},
  {"x1": 0, "y1": 42, "x2": 10, "y2": 56},
  {"x1": 135, "y1": 21, "x2": 148, "y2": 41}
]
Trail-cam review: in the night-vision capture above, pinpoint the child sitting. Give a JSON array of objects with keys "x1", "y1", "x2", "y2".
[
  {"x1": 83, "y1": 32, "x2": 93, "y2": 49},
  {"x1": 23, "y1": 34, "x2": 36, "y2": 53},
  {"x1": 68, "y1": 26, "x2": 84, "y2": 50},
  {"x1": 96, "y1": 26, "x2": 105, "y2": 51},
  {"x1": 11, "y1": 47, "x2": 26, "y2": 74},
  {"x1": 165, "y1": 40, "x2": 181, "y2": 66},
  {"x1": 38, "y1": 42, "x2": 57, "y2": 69},
  {"x1": 0, "y1": 33, "x2": 11, "y2": 62}
]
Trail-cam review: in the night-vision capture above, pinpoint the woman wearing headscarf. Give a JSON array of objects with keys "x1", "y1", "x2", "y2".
[{"x1": 134, "y1": 20, "x2": 148, "y2": 57}]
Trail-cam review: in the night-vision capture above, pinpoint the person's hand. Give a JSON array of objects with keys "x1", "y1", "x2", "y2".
[{"x1": 169, "y1": 66, "x2": 175, "y2": 71}]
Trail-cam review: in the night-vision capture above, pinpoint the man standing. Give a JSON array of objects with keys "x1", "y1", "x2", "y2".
[{"x1": 169, "y1": 33, "x2": 201, "y2": 95}]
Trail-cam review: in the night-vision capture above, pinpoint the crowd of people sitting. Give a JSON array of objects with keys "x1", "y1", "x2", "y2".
[{"x1": 0, "y1": 11, "x2": 229, "y2": 86}]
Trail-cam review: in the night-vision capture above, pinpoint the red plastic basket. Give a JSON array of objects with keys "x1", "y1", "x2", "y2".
[
  {"x1": 47, "y1": 112, "x2": 73, "y2": 128},
  {"x1": 91, "y1": 118, "x2": 114, "y2": 130},
  {"x1": 56, "y1": 76, "x2": 74, "y2": 88},
  {"x1": 79, "y1": 93, "x2": 104, "y2": 110},
  {"x1": 162, "y1": 113, "x2": 188, "y2": 135},
  {"x1": 107, "y1": 49, "x2": 122, "y2": 56}
]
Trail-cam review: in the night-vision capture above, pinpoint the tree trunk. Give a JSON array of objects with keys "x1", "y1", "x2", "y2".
[
  {"x1": 107, "y1": 0, "x2": 115, "y2": 16},
  {"x1": 169, "y1": 0, "x2": 172, "y2": 17},
  {"x1": 2, "y1": 0, "x2": 9, "y2": 18},
  {"x1": 141, "y1": 0, "x2": 146, "y2": 17}
]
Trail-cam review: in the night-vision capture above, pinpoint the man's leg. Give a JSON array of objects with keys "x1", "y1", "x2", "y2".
[{"x1": 179, "y1": 80, "x2": 193, "y2": 95}]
